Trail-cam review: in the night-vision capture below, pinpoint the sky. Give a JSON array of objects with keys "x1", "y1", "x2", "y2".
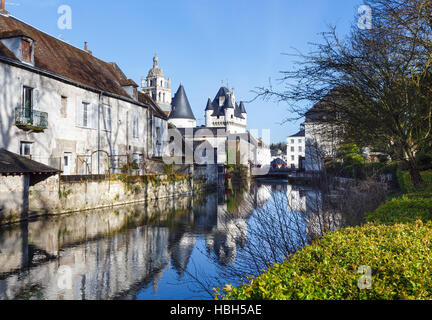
[{"x1": 6, "y1": 0, "x2": 364, "y2": 143}]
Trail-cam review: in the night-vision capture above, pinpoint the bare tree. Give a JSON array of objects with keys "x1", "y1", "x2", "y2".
[{"x1": 255, "y1": 0, "x2": 432, "y2": 187}]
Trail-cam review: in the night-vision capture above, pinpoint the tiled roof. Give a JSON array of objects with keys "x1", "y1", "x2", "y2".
[
  {"x1": 0, "y1": 15, "x2": 132, "y2": 99},
  {"x1": 0, "y1": 41, "x2": 17, "y2": 60},
  {"x1": 138, "y1": 92, "x2": 167, "y2": 119},
  {"x1": 0, "y1": 149, "x2": 61, "y2": 175},
  {"x1": 0, "y1": 14, "x2": 168, "y2": 120}
]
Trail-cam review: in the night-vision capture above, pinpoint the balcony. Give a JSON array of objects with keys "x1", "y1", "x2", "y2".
[{"x1": 15, "y1": 107, "x2": 48, "y2": 131}]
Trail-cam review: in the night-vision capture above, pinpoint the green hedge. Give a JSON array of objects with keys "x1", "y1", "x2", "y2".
[
  {"x1": 217, "y1": 221, "x2": 432, "y2": 300},
  {"x1": 366, "y1": 197, "x2": 432, "y2": 225},
  {"x1": 397, "y1": 170, "x2": 432, "y2": 193}
]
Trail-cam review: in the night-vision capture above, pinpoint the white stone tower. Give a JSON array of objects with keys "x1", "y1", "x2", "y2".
[{"x1": 141, "y1": 55, "x2": 172, "y2": 115}]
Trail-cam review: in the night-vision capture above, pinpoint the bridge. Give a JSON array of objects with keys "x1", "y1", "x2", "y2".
[{"x1": 251, "y1": 167, "x2": 319, "y2": 181}]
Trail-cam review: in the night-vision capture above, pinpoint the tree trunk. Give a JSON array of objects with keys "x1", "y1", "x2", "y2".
[{"x1": 408, "y1": 157, "x2": 424, "y2": 188}]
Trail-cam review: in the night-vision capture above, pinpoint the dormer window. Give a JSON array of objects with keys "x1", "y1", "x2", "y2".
[
  {"x1": 0, "y1": 32, "x2": 35, "y2": 66},
  {"x1": 21, "y1": 39, "x2": 32, "y2": 63}
]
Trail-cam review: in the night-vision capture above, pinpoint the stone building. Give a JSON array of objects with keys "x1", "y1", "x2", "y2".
[
  {"x1": 141, "y1": 55, "x2": 172, "y2": 116},
  {"x1": 304, "y1": 95, "x2": 341, "y2": 172},
  {"x1": 0, "y1": 12, "x2": 168, "y2": 175}
]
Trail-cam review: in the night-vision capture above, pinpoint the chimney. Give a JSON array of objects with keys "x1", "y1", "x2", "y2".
[
  {"x1": 84, "y1": 42, "x2": 92, "y2": 55},
  {"x1": 0, "y1": 0, "x2": 8, "y2": 14}
]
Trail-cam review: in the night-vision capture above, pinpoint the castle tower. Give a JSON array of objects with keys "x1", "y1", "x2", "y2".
[
  {"x1": 168, "y1": 84, "x2": 197, "y2": 128},
  {"x1": 141, "y1": 55, "x2": 172, "y2": 115},
  {"x1": 205, "y1": 98, "x2": 213, "y2": 127},
  {"x1": 205, "y1": 86, "x2": 247, "y2": 133}
]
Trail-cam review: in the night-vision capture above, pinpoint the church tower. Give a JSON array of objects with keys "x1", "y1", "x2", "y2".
[{"x1": 141, "y1": 55, "x2": 172, "y2": 115}]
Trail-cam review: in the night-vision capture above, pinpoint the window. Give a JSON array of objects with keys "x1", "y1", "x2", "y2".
[
  {"x1": 21, "y1": 39, "x2": 32, "y2": 63},
  {"x1": 291, "y1": 155, "x2": 295, "y2": 161},
  {"x1": 60, "y1": 96, "x2": 68, "y2": 118},
  {"x1": 76, "y1": 100, "x2": 96, "y2": 129},
  {"x1": 156, "y1": 127, "x2": 161, "y2": 145},
  {"x1": 23, "y1": 86, "x2": 33, "y2": 117},
  {"x1": 291, "y1": 147, "x2": 294, "y2": 152},
  {"x1": 291, "y1": 139, "x2": 295, "y2": 144},
  {"x1": 102, "y1": 105, "x2": 112, "y2": 132},
  {"x1": 132, "y1": 153, "x2": 142, "y2": 170},
  {"x1": 82, "y1": 102, "x2": 89, "y2": 128},
  {"x1": 299, "y1": 139, "x2": 302, "y2": 144},
  {"x1": 20, "y1": 142, "x2": 32, "y2": 158},
  {"x1": 132, "y1": 114, "x2": 139, "y2": 139},
  {"x1": 299, "y1": 146, "x2": 303, "y2": 152}
]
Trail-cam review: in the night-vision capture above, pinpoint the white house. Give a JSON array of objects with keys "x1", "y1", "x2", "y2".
[
  {"x1": 287, "y1": 129, "x2": 305, "y2": 169},
  {"x1": 0, "y1": 12, "x2": 168, "y2": 175}
]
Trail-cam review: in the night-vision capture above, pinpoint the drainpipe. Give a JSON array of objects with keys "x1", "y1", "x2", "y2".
[{"x1": 97, "y1": 91, "x2": 103, "y2": 175}]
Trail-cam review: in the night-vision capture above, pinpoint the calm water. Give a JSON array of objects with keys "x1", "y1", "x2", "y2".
[{"x1": 0, "y1": 181, "x2": 322, "y2": 300}]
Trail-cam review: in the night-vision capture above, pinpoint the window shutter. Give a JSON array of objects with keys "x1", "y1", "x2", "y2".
[
  {"x1": 132, "y1": 114, "x2": 136, "y2": 138},
  {"x1": 76, "y1": 98, "x2": 83, "y2": 127},
  {"x1": 32, "y1": 88, "x2": 39, "y2": 108},
  {"x1": 136, "y1": 115, "x2": 140, "y2": 139},
  {"x1": 91, "y1": 103, "x2": 98, "y2": 129},
  {"x1": 103, "y1": 105, "x2": 112, "y2": 132}
]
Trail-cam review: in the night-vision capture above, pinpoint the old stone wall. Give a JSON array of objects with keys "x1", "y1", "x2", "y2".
[{"x1": 0, "y1": 174, "x2": 202, "y2": 225}]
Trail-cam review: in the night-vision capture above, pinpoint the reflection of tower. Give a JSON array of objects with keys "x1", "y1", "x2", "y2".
[
  {"x1": 286, "y1": 184, "x2": 306, "y2": 212},
  {"x1": 170, "y1": 233, "x2": 196, "y2": 276},
  {"x1": 141, "y1": 55, "x2": 172, "y2": 115}
]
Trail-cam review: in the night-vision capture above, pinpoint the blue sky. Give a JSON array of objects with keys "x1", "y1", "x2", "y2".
[{"x1": 7, "y1": 0, "x2": 363, "y2": 143}]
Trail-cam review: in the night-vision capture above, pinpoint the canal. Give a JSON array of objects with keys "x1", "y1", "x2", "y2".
[{"x1": 0, "y1": 180, "x2": 328, "y2": 300}]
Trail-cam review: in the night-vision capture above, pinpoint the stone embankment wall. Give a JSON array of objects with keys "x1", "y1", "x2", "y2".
[{"x1": 0, "y1": 174, "x2": 204, "y2": 225}]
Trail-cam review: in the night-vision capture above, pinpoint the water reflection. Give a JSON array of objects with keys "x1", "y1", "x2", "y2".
[{"x1": 0, "y1": 181, "x2": 328, "y2": 300}]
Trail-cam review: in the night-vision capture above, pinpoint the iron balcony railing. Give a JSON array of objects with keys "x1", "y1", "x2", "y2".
[{"x1": 15, "y1": 107, "x2": 48, "y2": 130}]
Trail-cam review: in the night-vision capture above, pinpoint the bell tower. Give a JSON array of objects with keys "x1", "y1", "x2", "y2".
[{"x1": 141, "y1": 55, "x2": 172, "y2": 115}]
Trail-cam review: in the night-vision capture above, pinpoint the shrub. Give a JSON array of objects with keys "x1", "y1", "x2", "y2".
[
  {"x1": 217, "y1": 221, "x2": 432, "y2": 300},
  {"x1": 367, "y1": 197, "x2": 432, "y2": 224}
]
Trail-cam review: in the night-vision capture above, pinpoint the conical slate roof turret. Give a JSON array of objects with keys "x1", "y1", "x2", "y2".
[
  {"x1": 239, "y1": 101, "x2": 247, "y2": 113},
  {"x1": 205, "y1": 98, "x2": 214, "y2": 111},
  {"x1": 223, "y1": 95, "x2": 234, "y2": 109},
  {"x1": 213, "y1": 86, "x2": 230, "y2": 104},
  {"x1": 169, "y1": 84, "x2": 196, "y2": 120}
]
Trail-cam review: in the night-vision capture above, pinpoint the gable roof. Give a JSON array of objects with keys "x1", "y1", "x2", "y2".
[
  {"x1": 169, "y1": 84, "x2": 196, "y2": 120},
  {"x1": 0, "y1": 15, "x2": 133, "y2": 100}
]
